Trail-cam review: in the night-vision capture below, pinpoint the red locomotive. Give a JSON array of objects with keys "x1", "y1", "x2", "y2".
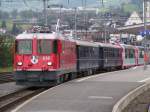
[{"x1": 14, "y1": 30, "x2": 77, "y2": 86}]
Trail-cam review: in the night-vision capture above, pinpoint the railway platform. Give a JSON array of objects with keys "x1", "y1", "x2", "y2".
[{"x1": 12, "y1": 66, "x2": 150, "y2": 112}]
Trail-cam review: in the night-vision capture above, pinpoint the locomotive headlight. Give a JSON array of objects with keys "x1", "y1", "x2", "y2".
[
  {"x1": 47, "y1": 62, "x2": 52, "y2": 66},
  {"x1": 17, "y1": 62, "x2": 23, "y2": 66}
]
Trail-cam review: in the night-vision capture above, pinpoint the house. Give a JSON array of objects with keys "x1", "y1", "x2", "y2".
[{"x1": 125, "y1": 11, "x2": 142, "y2": 26}]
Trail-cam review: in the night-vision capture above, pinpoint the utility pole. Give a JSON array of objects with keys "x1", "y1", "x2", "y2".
[
  {"x1": 143, "y1": 0, "x2": 147, "y2": 69},
  {"x1": 102, "y1": 0, "x2": 107, "y2": 43},
  {"x1": 74, "y1": 7, "x2": 77, "y2": 39},
  {"x1": 104, "y1": 17, "x2": 107, "y2": 43},
  {"x1": 84, "y1": 0, "x2": 88, "y2": 40},
  {"x1": 43, "y1": 0, "x2": 48, "y2": 26}
]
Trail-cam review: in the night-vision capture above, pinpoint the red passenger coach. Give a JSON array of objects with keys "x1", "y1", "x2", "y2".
[{"x1": 14, "y1": 33, "x2": 76, "y2": 86}]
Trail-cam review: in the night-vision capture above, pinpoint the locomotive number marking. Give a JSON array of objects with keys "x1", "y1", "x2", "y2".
[{"x1": 43, "y1": 56, "x2": 50, "y2": 60}]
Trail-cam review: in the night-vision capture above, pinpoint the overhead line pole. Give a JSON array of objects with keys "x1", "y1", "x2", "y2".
[
  {"x1": 143, "y1": 0, "x2": 147, "y2": 69},
  {"x1": 74, "y1": 7, "x2": 77, "y2": 39},
  {"x1": 43, "y1": 0, "x2": 48, "y2": 26}
]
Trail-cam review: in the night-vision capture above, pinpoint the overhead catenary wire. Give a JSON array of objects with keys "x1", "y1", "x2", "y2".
[{"x1": 0, "y1": 0, "x2": 149, "y2": 26}]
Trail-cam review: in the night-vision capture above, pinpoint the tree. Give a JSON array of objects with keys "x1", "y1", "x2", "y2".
[
  {"x1": 1, "y1": 20, "x2": 6, "y2": 29},
  {"x1": 11, "y1": 9, "x2": 18, "y2": 19},
  {"x1": 11, "y1": 23, "x2": 19, "y2": 35},
  {"x1": 20, "y1": 10, "x2": 34, "y2": 20},
  {"x1": 0, "y1": 11, "x2": 9, "y2": 20},
  {"x1": 122, "y1": 3, "x2": 140, "y2": 13}
]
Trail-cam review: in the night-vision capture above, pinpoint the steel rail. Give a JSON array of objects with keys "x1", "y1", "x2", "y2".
[
  {"x1": 0, "y1": 72, "x2": 14, "y2": 84},
  {"x1": 0, "y1": 88, "x2": 46, "y2": 112}
]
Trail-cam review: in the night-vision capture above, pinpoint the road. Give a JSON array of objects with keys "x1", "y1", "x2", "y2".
[{"x1": 12, "y1": 66, "x2": 150, "y2": 112}]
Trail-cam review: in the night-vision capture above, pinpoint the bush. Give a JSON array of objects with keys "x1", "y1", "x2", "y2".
[{"x1": 0, "y1": 34, "x2": 14, "y2": 68}]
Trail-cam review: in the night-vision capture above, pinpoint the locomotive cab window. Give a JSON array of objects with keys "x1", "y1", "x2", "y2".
[
  {"x1": 16, "y1": 40, "x2": 32, "y2": 54},
  {"x1": 37, "y1": 40, "x2": 52, "y2": 54}
]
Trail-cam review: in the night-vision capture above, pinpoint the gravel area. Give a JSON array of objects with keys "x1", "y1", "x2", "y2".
[{"x1": 0, "y1": 82, "x2": 26, "y2": 97}]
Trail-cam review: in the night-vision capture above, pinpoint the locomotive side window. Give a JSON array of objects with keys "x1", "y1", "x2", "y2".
[
  {"x1": 53, "y1": 40, "x2": 57, "y2": 53},
  {"x1": 37, "y1": 40, "x2": 51, "y2": 54},
  {"x1": 16, "y1": 40, "x2": 32, "y2": 54}
]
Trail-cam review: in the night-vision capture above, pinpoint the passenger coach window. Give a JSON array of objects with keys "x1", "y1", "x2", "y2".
[
  {"x1": 38, "y1": 40, "x2": 51, "y2": 54},
  {"x1": 139, "y1": 50, "x2": 144, "y2": 58},
  {"x1": 17, "y1": 40, "x2": 32, "y2": 54},
  {"x1": 130, "y1": 49, "x2": 134, "y2": 58}
]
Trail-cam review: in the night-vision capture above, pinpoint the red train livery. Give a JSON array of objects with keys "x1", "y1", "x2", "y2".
[{"x1": 14, "y1": 33, "x2": 76, "y2": 86}]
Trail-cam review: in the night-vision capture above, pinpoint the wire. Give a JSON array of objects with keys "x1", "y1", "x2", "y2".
[
  {"x1": 68, "y1": 0, "x2": 69, "y2": 4},
  {"x1": 23, "y1": 0, "x2": 28, "y2": 7}
]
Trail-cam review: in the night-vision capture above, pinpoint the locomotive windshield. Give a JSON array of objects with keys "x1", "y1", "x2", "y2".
[
  {"x1": 16, "y1": 40, "x2": 32, "y2": 54},
  {"x1": 37, "y1": 40, "x2": 51, "y2": 54}
]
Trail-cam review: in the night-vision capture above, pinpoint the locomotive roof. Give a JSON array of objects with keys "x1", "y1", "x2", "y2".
[
  {"x1": 16, "y1": 32, "x2": 75, "y2": 42},
  {"x1": 16, "y1": 33, "x2": 56, "y2": 39}
]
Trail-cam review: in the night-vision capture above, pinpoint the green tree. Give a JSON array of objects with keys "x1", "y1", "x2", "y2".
[
  {"x1": 20, "y1": 10, "x2": 34, "y2": 19},
  {"x1": 0, "y1": 35, "x2": 14, "y2": 68},
  {"x1": 122, "y1": 3, "x2": 140, "y2": 13},
  {"x1": 11, "y1": 23, "x2": 19, "y2": 35},
  {"x1": 0, "y1": 11, "x2": 9, "y2": 20},
  {"x1": 11, "y1": 9, "x2": 18, "y2": 19},
  {"x1": 1, "y1": 20, "x2": 6, "y2": 29}
]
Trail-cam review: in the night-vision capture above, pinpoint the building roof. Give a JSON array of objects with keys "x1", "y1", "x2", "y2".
[
  {"x1": 125, "y1": 11, "x2": 142, "y2": 26},
  {"x1": 117, "y1": 22, "x2": 150, "y2": 35}
]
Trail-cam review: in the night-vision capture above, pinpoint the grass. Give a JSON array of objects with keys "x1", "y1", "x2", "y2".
[{"x1": 0, "y1": 66, "x2": 13, "y2": 73}]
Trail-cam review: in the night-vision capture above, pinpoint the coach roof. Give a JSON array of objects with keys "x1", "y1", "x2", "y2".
[
  {"x1": 95, "y1": 42, "x2": 121, "y2": 48},
  {"x1": 76, "y1": 40, "x2": 99, "y2": 47},
  {"x1": 120, "y1": 44, "x2": 136, "y2": 49}
]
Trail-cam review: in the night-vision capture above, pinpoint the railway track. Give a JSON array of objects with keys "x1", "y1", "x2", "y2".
[
  {"x1": 0, "y1": 72, "x2": 14, "y2": 84},
  {"x1": 0, "y1": 88, "x2": 46, "y2": 112}
]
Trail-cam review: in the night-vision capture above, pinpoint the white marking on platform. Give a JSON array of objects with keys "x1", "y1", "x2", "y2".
[
  {"x1": 76, "y1": 74, "x2": 105, "y2": 82},
  {"x1": 88, "y1": 96, "x2": 113, "y2": 100},
  {"x1": 132, "y1": 67, "x2": 137, "y2": 70},
  {"x1": 139, "y1": 77, "x2": 150, "y2": 82}
]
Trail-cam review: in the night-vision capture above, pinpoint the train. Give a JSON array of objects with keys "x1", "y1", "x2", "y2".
[{"x1": 14, "y1": 30, "x2": 148, "y2": 86}]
